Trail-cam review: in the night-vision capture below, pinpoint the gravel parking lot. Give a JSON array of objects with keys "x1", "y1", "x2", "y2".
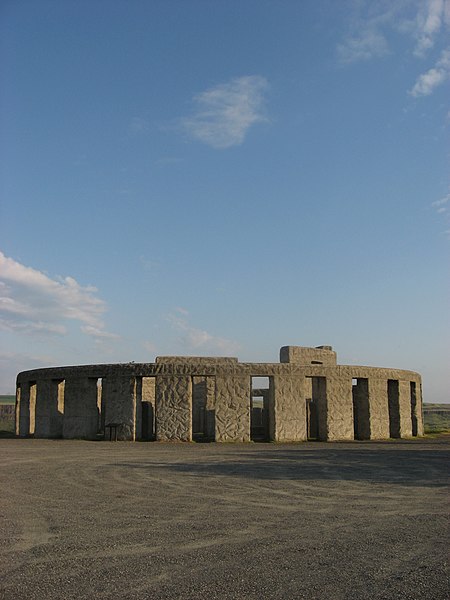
[{"x1": 0, "y1": 437, "x2": 448, "y2": 600}]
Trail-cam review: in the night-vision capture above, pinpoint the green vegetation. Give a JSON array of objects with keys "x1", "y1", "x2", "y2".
[
  {"x1": 0, "y1": 419, "x2": 14, "y2": 436},
  {"x1": 0, "y1": 395, "x2": 15, "y2": 404},
  {"x1": 423, "y1": 404, "x2": 450, "y2": 434},
  {"x1": 0, "y1": 396, "x2": 15, "y2": 436}
]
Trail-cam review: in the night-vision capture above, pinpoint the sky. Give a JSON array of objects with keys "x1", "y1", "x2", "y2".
[{"x1": 0, "y1": 0, "x2": 449, "y2": 402}]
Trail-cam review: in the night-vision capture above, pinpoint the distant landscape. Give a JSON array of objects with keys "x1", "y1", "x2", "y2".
[{"x1": 1, "y1": 395, "x2": 448, "y2": 436}]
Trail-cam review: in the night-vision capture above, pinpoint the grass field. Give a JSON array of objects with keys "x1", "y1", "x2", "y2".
[
  {"x1": 0, "y1": 395, "x2": 15, "y2": 404},
  {"x1": 423, "y1": 405, "x2": 450, "y2": 433}
]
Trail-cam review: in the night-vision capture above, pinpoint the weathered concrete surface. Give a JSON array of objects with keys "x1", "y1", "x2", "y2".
[
  {"x1": 399, "y1": 380, "x2": 413, "y2": 437},
  {"x1": 62, "y1": 378, "x2": 98, "y2": 439},
  {"x1": 272, "y1": 375, "x2": 306, "y2": 441},
  {"x1": 215, "y1": 375, "x2": 250, "y2": 442},
  {"x1": 416, "y1": 381, "x2": 424, "y2": 436},
  {"x1": 156, "y1": 375, "x2": 192, "y2": 441},
  {"x1": 0, "y1": 438, "x2": 448, "y2": 600},
  {"x1": 102, "y1": 376, "x2": 137, "y2": 441},
  {"x1": 280, "y1": 345, "x2": 337, "y2": 365},
  {"x1": 15, "y1": 346, "x2": 424, "y2": 443},
  {"x1": 368, "y1": 378, "x2": 391, "y2": 440},
  {"x1": 326, "y1": 375, "x2": 354, "y2": 441}
]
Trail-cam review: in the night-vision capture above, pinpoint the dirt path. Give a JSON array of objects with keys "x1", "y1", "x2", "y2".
[{"x1": 0, "y1": 438, "x2": 448, "y2": 599}]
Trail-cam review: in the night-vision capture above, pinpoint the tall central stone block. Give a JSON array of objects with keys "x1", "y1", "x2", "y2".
[
  {"x1": 63, "y1": 378, "x2": 98, "y2": 439},
  {"x1": 102, "y1": 376, "x2": 137, "y2": 441},
  {"x1": 325, "y1": 375, "x2": 354, "y2": 441},
  {"x1": 398, "y1": 380, "x2": 413, "y2": 437},
  {"x1": 367, "y1": 378, "x2": 390, "y2": 439},
  {"x1": 156, "y1": 375, "x2": 192, "y2": 441},
  {"x1": 271, "y1": 375, "x2": 306, "y2": 442},
  {"x1": 215, "y1": 375, "x2": 250, "y2": 442}
]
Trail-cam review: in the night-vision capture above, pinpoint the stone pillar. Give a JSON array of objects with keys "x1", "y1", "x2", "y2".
[
  {"x1": 15, "y1": 386, "x2": 21, "y2": 436},
  {"x1": 155, "y1": 375, "x2": 192, "y2": 441},
  {"x1": 18, "y1": 382, "x2": 30, "y2": 437},
  {"x1": 102, "y1": 376, "x2": 137, "y2": 441},
  {"x1": 325, "y1": 375, "x2": 354, "y2": 441},
  {"x1": 399, "y1": 380, "x2": 413, "y2": 437},
  {"x1": 416, "y1": 381, "x2": 424, "y2": 437},
  {"x1": 29, "y1": 382, "x2": 36, "y2": 435},
  {"x1": 367, "y1": 378, "x2": 390, "y2": 439},
  {"x1": 215, "y1": 375, "x2": 250, "y2": 442},
  {"x1": 272, "y1": 374, "x2": 306, "y2": 442},
  {"x1": 63, "y1": 377, "x2": 99, "y2": 439}
]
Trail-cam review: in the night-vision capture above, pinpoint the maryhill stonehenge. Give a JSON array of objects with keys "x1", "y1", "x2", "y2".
[{"x1": 15, "y1": 345, "x2": 423, "y2": 442}]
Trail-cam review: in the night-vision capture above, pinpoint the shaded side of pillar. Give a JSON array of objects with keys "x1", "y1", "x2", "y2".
[
  {"x1": 63, "y1": 377, "x2": 99, "y2": 439},
  {"x1": 18, "y1": 382, "x2": 30, "y2": 436},
  {"x1": 102, "y1": 376, "x2": 137, "y2": 441}
]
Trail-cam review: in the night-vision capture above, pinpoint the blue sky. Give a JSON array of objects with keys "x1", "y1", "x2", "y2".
[{"x1": 1, "y1": 0, "x2": 449, "y2": 402}]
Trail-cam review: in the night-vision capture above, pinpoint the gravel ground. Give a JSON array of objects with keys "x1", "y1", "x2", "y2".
[{"x1": 0, "y1": 437, "x2": 448, "y2": 599}]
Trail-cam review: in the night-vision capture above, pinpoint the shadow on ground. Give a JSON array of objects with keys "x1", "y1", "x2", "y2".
[{"x1": 112, "y1": 444, "x2": 449, "y2": 487}]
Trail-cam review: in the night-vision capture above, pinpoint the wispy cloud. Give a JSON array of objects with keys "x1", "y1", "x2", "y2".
[
  {"x1": 338, "y1": 1, "x2": 450, "y2": 82},
  {"x1": 337, "y1": 28, "x2": 389, "y2": 64},
  {"x1": 431, "y1": 192, "x2": 450, "y2": 236},
  {"x1": 409, "y1": 47, "x2": 450, "y2": 95},
  {"x1": 167, "y1": 308, "x2": 240, "y2": 354},
  {"x1": 0, "y1": 251, "x2": 118, "y2": 341},
  {"x1": 180, "y1": 75, "x2": 268, "y2": 149},
  {"x1": 432, "y1": 193, "x2": 450, "y2": 211},
  {"x1": 337, "y1": 1, "x2": 403, "y2": 65},
  {"x1": 413, "y1": 0, "x2": 447, "y2": 56}
]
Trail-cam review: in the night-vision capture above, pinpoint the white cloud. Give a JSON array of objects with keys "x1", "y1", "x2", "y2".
[
  {"x1": 409, "y1": 47, "x2": 450, "y2": 95},
  {"x1": 338, "y1": 1, "x2": 450, "y2": 65},
  {"x1": 414, "y1": 0, "x2": 446, "y2": 56},
  {"x1": 337, "y1": 29, "x2": 389, "y2": 63},
  {"x1": 180, "y1": 75, "x2": 268, "y2": 149},
  {"x1": 432, "y1": 193, "x2": 450, "y2": 208},
  {"x1": 80, "y1": 325, "x2": 120, "y2": 340},
  {"x1": 167, "y1": 310, "x2": 240, "y2": 354},
  {"x1": 0, "y1": 251, "x2": 118, "y2": 341},
  {"x1": 0, "y1": 319, "x2": 67, "y2": 335}
]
